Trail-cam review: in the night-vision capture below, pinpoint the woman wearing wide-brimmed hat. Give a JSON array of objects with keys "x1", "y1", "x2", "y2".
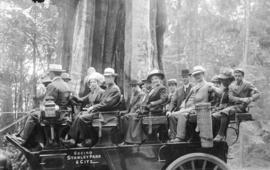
[
  {"x1": 66, "y1": 73, "x2": 105, "y2": 147},
  {"x1": 143, "y1": 69, "x2": 169, "y2": 142},
  {"x1": 65, "y1": 68, "x2": 121, "y2": 147}
]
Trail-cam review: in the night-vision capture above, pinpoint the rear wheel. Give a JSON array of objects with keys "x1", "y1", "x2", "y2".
[{"x1": 166, "y1": 153, "x2": 229, "y2": 170}]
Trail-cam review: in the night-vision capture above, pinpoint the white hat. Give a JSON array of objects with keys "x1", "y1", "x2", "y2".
[
  {"x1": 103, "y1": 68, "x2": 118, "y2": 77},
  {"x1": 49, "y1": 64, "x2": 65, "y2": 72},
  {"x1": 191, "y1": 65, "x2": 206, "y2": 76},
  {"x1": 86, "y1": 72, "x2": 105, "y2": 85}
]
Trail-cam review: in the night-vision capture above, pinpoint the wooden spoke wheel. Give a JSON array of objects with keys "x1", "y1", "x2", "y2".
[{"x1": 166, "y1": 153, "x2": 229, "y2": 170}]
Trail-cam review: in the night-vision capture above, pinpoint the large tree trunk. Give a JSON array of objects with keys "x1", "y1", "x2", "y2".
[
  {"x1": 69, "y1": 0, "x2": 95, "y2": 95},
  {"x1": 59, "y1": 0, "x2": 166, "y2": 99}
]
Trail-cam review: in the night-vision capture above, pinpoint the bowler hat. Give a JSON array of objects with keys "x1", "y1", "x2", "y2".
[
  {"x1": 191, "y1": 65, "x2": 206, "y2": 76},
  {"x1": 147, "y1": 69, "x2": 165, "y2": 82},
  {"x1": 181, "y1": 69, "x2": 191, "y2": 77},
  {"x1": 103, "y1": 68, "x2": 118, "y2": 77},
  {"x1": 49, "y1": 64, "x2": 65, "y2": 72}
]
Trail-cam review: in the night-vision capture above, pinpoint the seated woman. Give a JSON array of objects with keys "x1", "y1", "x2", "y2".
[
  {"x1": 64, "y1": 73, "x2": 105, "y2": 147},
  {"x1": 121, "y1": 80, "x2": 146, "y2": 144},
  {"x1": 64, "y1": 68, "x2": 121, "y2": 147},
  {"x1": 142, "y1": 69, "x2": 169, "y2": 142}
]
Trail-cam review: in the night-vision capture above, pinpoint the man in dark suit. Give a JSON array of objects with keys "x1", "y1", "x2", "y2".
[
  {"x1": 14, "y1": 64, "x2": 71, "y2": 147},
  {"x1": 166, "y1": 69, "x2": 192, "y2": 140},
  {"x1": 213, "y1": 68, "x2": 260, "y2": 141}
]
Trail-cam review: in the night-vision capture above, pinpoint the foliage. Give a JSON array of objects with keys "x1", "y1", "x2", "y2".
[{"x1": 0, "y1": 0, "x2": 60, "y2": 113}]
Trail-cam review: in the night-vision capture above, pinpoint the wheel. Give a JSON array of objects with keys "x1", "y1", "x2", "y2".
[{"x1": 166, "y1": 153, "x2": 229, "y2": 170}]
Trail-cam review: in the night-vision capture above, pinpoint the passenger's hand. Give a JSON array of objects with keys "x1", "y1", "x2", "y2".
[
  {"x1": 87, "y1": 106, "x2": 94, "y2": 112},
  {"x1": 240, "y1": 98, "x2": 251, "y2": 104},
  {"x1": 146, "y1": 103, "x2": 153, "y2": 109},
  {"x1": 166, "y1": 111, "x2": 172, "y2": 117}
]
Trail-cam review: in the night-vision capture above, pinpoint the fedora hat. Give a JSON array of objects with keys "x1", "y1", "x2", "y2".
[
  {"x1": 147, "y1": 69, "x2": 165, "y2": 82},
  {"x1": 211, "y1": 75, "x2": 220, "y2": 83},
  {"x1": 41, "y1": 76, "x2": 52, "y2": 84},
  {"x1": 218, "y1": 69, "x2": 234, "y2": 80},
  {"x1": 233, "y1": 68, "x2": 245, "y2": 76},
  {"x1": 49, "y1": 64, "x2": 65, "y2": 73},
  {"x1": 181, "y1": 69, "x2": 191, "y2": 77},
  {"x1": 61, "y1": 73, "x2": 71, "y2": 81},
  {"x1": 191, "y1": 65, "x2": 206, "y2": 76},
  {"x1": 103, "y1": 68, "x2": 118, "y2": 77}
]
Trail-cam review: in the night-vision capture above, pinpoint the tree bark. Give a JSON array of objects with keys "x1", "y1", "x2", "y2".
[{"x1": 59, "y1": 0, "x2": 166, "y2": 99}]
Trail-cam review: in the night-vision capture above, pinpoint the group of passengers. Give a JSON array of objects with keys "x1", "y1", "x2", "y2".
[{"x1": 13, "y1": 63, "x2": 260, "y2": 149}]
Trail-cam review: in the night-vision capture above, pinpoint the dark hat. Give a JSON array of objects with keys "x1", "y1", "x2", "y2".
[
  {"x1": 42, "y1": 76, "x2": 52, "y2": 84},
  {"x1": 61, "y1": 73, "x2": 71, "y2": 81},
  {"x1": 168, "y1": 79, "x2": 177, "y2": 85},
  {"x1": 141, "y1": 79, "x2": 150, "y2": 85},
  {"x1": 147, "y1": 69, "x2": 165, "y2": 82},
  {"x1": 234, "y1": 68, "x2": 244, "y2": 75},
  {"x1": 218, "y1": 69, "x2": 234, "y2": 80},
  {"x1": 211, "y1": 75, "x2": 220, "y2": 83},
  {"x1": 129, "y1": 80, "x2": 141, "y2": 86},
  {"x1": 181, "y1": 69, "x2": 191, "y2": 77}
]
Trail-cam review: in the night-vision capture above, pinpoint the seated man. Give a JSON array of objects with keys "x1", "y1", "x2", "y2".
[
  {"x1": 65, "y1": 68, "x2": 121, "y2": 147},
  {"x1": 212, "y1": 68, "x2": 260, "y2": 141},
  {"x1": 166, "y1": 79, "x2": 177, "y2": 110},
  {"x1": 170, "y1": 66, "x2": 221, "y2": 143},
  {"x1": 14, "y1": 64, "x2": 71, "y2": 148},
  {"x1": 167, "y1": 69, "x2": 192, "y2": 140}
]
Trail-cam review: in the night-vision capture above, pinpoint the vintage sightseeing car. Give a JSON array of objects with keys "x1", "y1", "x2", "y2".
[{"x1": 6, "y1": 98, "x2": 231, "y2": 170}]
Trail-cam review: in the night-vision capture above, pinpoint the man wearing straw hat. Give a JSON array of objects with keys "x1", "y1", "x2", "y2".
[
  {"x1": 14, "y1": 64, "x2": 71, "y2": 147},
  {"x1": 170, "y1": 66, "x2": 221, "y2": 143}
]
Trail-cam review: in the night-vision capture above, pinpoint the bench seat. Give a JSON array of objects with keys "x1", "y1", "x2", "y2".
[{"x1": 142, "y1": 116, "x2": 167, "y2": 125}]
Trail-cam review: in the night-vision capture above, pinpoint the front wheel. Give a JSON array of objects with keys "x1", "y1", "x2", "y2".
[{"x1": 166, "y1": 153, "x2": 229, "y2": 170}]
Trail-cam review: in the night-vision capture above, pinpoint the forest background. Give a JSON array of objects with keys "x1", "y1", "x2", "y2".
[{"x1": 0, "y1": 0, "x2": 270, "y2": 169}]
